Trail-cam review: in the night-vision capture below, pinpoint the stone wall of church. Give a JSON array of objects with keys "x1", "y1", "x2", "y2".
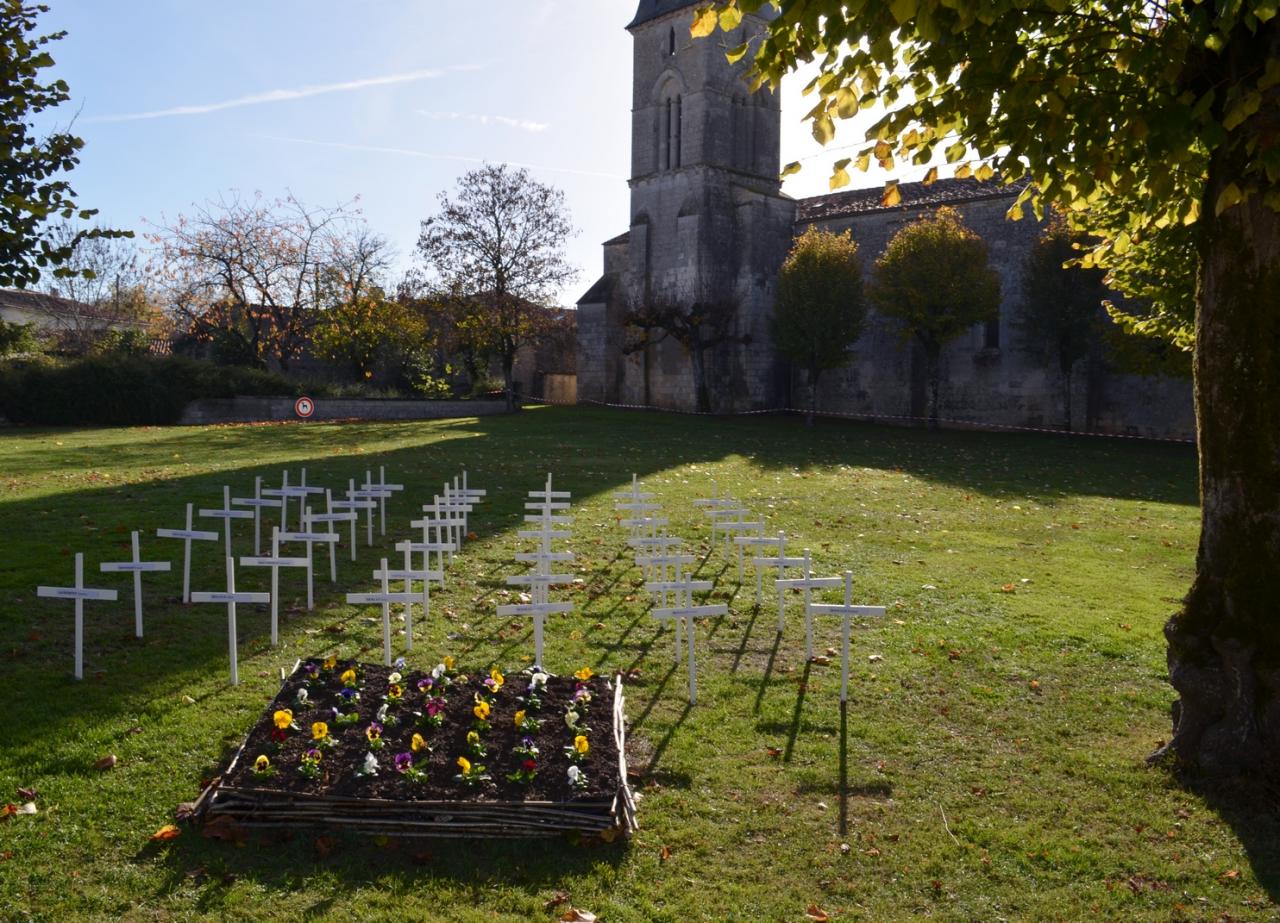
[{"x1": 794, "y1": 196, "x2": 1196, "y2": 440}]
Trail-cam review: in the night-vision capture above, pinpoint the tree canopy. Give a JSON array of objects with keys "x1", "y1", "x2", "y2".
[{"x1": 772, "y1": 226, "x2": 867, "y2": 425}]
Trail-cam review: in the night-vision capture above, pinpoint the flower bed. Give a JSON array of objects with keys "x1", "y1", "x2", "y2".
[{"x1": 196, "y1": 658, "x2": 637, "y2": 838}]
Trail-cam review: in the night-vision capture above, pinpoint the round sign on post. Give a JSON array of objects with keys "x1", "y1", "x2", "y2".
[{"x1": 294, "y1": 396, "x2": 315, "y2": 420}]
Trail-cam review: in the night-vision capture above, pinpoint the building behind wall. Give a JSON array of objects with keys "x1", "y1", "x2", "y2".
[{"x1": 577, "y1": 0, "x2": 1195, "y2": 440}]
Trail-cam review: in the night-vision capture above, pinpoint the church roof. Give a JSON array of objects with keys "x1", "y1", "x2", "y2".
[
  {"x1": 627, "y1": 0, "x2": 699, "y2": 29},
  {"x1": 577, "y1": 274, "x2": 615, "y2": 306},
  {"x1": 796, "y1": 177, "x2": 1027, "y2": 223}
]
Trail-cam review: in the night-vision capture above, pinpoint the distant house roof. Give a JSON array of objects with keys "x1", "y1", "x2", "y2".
[
  {"x1": 796, "y1": 177, "x2": 1027, "y2": 223},
  {"x1": 603, "y1": 231, "x2": 631, "y2": 246},
  {"x1": 627, "y1": 0, "x2": 698, "y2": 29},
  {"x1": 577, "y1": 275, "x2": 615, "y2": 306},
  {"x1": 0, "y1": 288, "x2": 111, "y2": 330}
]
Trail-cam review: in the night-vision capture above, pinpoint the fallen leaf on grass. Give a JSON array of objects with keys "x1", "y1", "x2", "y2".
[
  {"x1": 810, "y1": 655, "x2": 831, "y2": 666},
  {"x1": 659, "y1": 844, "x2": 672, "y2": 862},
  {"x1": 0, "y1": 804, "x2": 15, "y2": 821},
  {"x1": 559, "y1": 910, "x2": 597, "y2": 923},
  {"x1": 805, "y1": 906, "x2": 830, "y2": 921},
  {"x1": 1029, "y1": 680, "x2": 1041, "y2": 691},
  {"x1": 93, "y1": 755, "x2": 117, "y2": 771},
  {"x1": 0, "y1": 851, "x2": 13, "y2": 861},
  {"x1": 15, "y1": 787, "x2": 36, "y2": 801},
  {"x1": 1000, "y1": 583, "x2": 1017, "y2": 593},
  {"x1": 766, "y1": 747, "x2": 783, "y2": 759},
  {"x1": 1220, "y1": 869, "x2": 1240, "y2": 882},
  {"x1": 544, "y1": 890, "x2": 570, "y2": 910},
  {"x1": 149, "y1": 824, "x2": 181, "y2": 842}
]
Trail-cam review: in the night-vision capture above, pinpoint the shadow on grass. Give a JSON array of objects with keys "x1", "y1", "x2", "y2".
[{"x1": 1188, "y1": 774, "x2": 1280, "y2": 901}]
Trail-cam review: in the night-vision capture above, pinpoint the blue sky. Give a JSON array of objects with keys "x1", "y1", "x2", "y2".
[{"x1": 40, "y1": 0, "x2": 913, "y2": 304}]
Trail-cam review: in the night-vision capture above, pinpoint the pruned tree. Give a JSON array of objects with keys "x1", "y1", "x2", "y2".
[
  {"x1": 0, "y1": 2, "x2": 128, "y2": 289},
  {"x1": 1017, "y1": 215, "x2": 1108, "y2": 431},
  {"x1": 869, "y1": 207, "x2": 1000, "y2": 428},
  {"x1": 416, "y1": 163, "x2": 577, "y2": 410},
  {"x1": 623, "y1": 292, "x2": 749, "y2": 414},
  {"x1": 692, "y1": 0, "x2": 1280, "y2": 774},
  {"x1": 772, "y1": 227, "x2": 867, "y2": 426},
  {"x1": 154, "y1": 192, "x2": 380, "y2": 371}
]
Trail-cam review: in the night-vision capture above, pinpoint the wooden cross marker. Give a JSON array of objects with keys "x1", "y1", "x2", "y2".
[
  {"x1": 752, "y1": 531, "x2": 807, "y2": 630},
  {"x1": 809, "y1": 571, "x2": 887, "y2": 702},
  {"x1": 361, "y1": 466, "x2": 403, "y2": 537},
  {"x1": 730, "y1": 527, "x2": 774, "y2": 580},
  {"x1": 38, "y1": 552, "x2": 118, "y2": 680},
  {"x1": 261, "y1": 469, "x2": 322, "y2": 533},
  {"x1": 738, "y1": 531, "x2": 784, "y2": 591},
  {"x1": 200, "y1": 485, "x2": 254, "y2": 559},
  {"x1": 405, "y1": 516, "x2": 457, "y2": 580},
  {"x1": 628, "y1": 533, "x2": 683, "y2": 580},
  {"x1": 239, "y1": 526, "x2": 309, "y2": 646},
  {"x1": 458, "y1": 467, "x2": 486, "y2": 500},
  {"x1": 614, "y1": 473, "x2": 655, "y2": 506},
  {"x1": 372, "y1": 551, "x2": 441, "y2": 653},
  {"x1": 347, "y1": 559, "x2": 423, "y2": 666},
  {"x1": 692, "y1": 479, "x2": 736, "y2": 510},
  {"x1": 334, "y1": 479, "x2": 377, "y2": 558},
  {"x1": 306, "y1": 489, "x2": 357, "y2": 582},
  {"x1": 775, "y1": 549, "x2": 846, "y2": 660},
  {"x1": 434, "y1": 488, "x2": 475, "y2": 551},
  {"x1": 634, "y1": 553, "x2": 696, "y2": 605},
  {"x1": 528, "y1": 473, "x2": 570, "y2": 502},
  {"x1": 190, "y1": 556, "x2": 269, "y2": 686},
  {"x1": 277, "y1": 508, "x2": 340, "y2": 610},
  {"x1": 706, "y1": 506, "x2": 755, "y2": 546},
  {"x1": 496, "y1": 599, "x2": 575, "y2": 668},
  {"x1": 350, "y1": 476, "x2": 392, "y2": 547},
  {"x1": 99, "y1": 531, "x2": 170, "y2": 639},
  {"x1": 232, "y1": 475, "x2": 284, "y2": 555},
  {"x1": 156, "y1": 503, "x2": 218, "y2": 603},
  {"x1": 651, "y1": 584, "x2": 728, "y2": 705}
]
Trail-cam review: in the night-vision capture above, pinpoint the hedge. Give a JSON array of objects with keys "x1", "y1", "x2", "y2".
[{"x1": 0, "y1": 356, "x2": 297, "y2": 426}]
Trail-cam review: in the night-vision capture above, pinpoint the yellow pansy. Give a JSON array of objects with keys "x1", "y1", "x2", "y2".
[
  {"x1": 467, "y1": 730, "x2": 480, "y2": 746},
  {"x1": 272, "y1": 709, "x2": 293, "y2": 730},
  {"x1": 514, "y1": 710, "x2": 526, "y2": 727},
  {"x1": 443, "y1": 655, "x2": 455, "y2": 671},
  {"x1": 574, "y1": 735, "x2": 590, "y2": 755},
  {"x1": 411, "y1": 733, "x2": 428, "y2": 753},
  {"x1": 574, "y1": 667, "x2": 594, "y2": 682},
  {"x1": 388, "y1": 683, "x2": 403, "y2": 698},
  {"x1": 490, "y1": 667, "x2": 504, "y2": 688},
  {"x1": 457, "y1": 756, "x2": 471, "y2": 774},
  {"x1": 311, "y1": 721, "x2": 329, "y2": 741},
  {"x1": 473, "y1": 701, "x2": 490, "y2": 721},
  {"x1": 254, "y1": 755, "x2": 270, "y2": 772},
  {"x1": 340, "y1": 668, "x2": 357, "y2": 686},
  {"x1": 323, "y1": 655, "x2": 337, "y2": 670}
]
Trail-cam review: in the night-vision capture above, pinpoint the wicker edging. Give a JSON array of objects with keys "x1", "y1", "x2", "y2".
[{"x1": 196, "y1": 662, "x2": 638, "y2": 839}]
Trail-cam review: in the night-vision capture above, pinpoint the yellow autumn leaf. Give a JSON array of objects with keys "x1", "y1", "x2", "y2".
[
  {"x1": 691, "y1": 6, "x2": 719, "y2": 38},
  {"x1": 881, "y1": 182, "x2": 902, "y2": 207}
]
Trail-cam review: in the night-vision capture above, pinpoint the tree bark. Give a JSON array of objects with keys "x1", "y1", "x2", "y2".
[
  {"x1": 1159, "y1": 160, "x2": 1280, "y2": 775},
  {"x1": 502, "y1": 351, "x2": 517, "y2": 412},
  {"x1": 922, "y1": 339, "x2": 941, "y2": 430}
]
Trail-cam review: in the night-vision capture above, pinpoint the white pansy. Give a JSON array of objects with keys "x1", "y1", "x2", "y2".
[
  {"x1": 361, "y1": 752, "x2": 379, "y2": 776},
  {"x1": 376, "y1": 704, "x2": 389, "y2": 722},
  {"x1": 388, "y1": 672, "x2": 402, "y2": 685}
]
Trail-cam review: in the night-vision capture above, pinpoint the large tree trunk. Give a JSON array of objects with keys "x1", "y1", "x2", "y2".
[
  {"x1": 922, "y1": 339, "x2": 942, "y2": 430},
  {"x1": 502, "y1": 351, "x2": 517, "y2": 412},
  {"x1": 1159, "y1": 159, "x2": 1280, "y2": 775}
]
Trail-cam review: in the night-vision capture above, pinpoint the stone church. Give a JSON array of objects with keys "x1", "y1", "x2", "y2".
[{"x1": 575, "y1": 0, "x2": 1195, "y2": 440}]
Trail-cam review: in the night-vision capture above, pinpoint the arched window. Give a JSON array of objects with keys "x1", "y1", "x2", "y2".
[
  {"x1": 674, "y1": 95, "x2": 682, "y2": 168},
  {"x1": 669, "y1": 27, "x2": 676, "y2": 56},
  {"x1": 659, "y1": 94, "x2": 683, "y2": 171}
]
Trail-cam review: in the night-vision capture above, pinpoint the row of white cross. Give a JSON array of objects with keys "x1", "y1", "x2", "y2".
[
  {"x1": 35, "y1": 464, "x2": 444, "y2": 682},
  {"x1": 344, "y1": 471, "x2": 484, "y2": 668},
  {"x1": 496, "y1": 474, "x2": 576, "y2": 668}
]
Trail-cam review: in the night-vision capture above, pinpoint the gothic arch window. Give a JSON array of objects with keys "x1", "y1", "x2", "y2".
[
  {"x1": 669, "y1": 27, "x2": 676, "y2": 56},
  {"x1": 658, "y1": 93, "x2": 683, "y2": 171}
]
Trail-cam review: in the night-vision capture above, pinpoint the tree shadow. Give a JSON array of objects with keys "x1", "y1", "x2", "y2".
[{"x1": 1185, "y1": 773, "x2": 1280, "y2": 901}]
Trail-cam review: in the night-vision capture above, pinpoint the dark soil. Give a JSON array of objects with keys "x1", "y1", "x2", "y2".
[{"x1": 221, "y1": 661, "x2": 620, "y2": 803}]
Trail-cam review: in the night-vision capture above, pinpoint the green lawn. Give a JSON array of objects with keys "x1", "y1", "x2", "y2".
[{"x1": 0, "y1": 406, "x2": 1274, "y2": 922}]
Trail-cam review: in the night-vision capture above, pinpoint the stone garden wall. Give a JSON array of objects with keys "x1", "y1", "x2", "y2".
[{"x1": 178, "y1": 397, "x2": 510, "y2": 425}]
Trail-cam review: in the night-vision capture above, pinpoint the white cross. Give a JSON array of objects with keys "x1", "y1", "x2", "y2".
[
  {"x1": 199, "y1": 485, "x2": 254, "y2": 560},
  {"x1": 156, "y1": 503, "x2": 218, "y2": 603},
  {"x1": 99, "y1": 531, "x2": 170, "y2": 639},
  {"x1": 306, "y1": 489, "x2": 357, "y2": 582},
  {"x1": 613, "y1": 473, "x2": 655, "y2": 506},
  {"x1": 774, "y1": 549, "x2": 846, "y2": 660},
  {"x1": 739, "y1": 532, "x2": 785, "y2": 595},
  {"x1": 730, "y1": 528, "x2": 774, "y2": 580},
  {"x1": 809, "y1": 571, "x2": 887, "y2": 702},
  {"x1": 495, "y1": 600, "x2": 575, "y2": 668},
  {"x1": 620, "y1": 515, "x2": 669, "y2": 542},
  {"x1": 261, "y1": 469, "x2": 323, "y2": 533},
  {"x1": 347, "y1": 558, "x2": 424, "y2": 666},
  {"x1": 405, "y1": 518, "x2": 456, "y2": 579},
  {"x1": 190, "y1": 556, "x2": 269, "y2": 686},
  {"x1": 706, "y1": 506, "x2": 755, "y2": 546},
  {"x1": 752, "y1": 532, "x2": 808, "y2": 631},
  {"x1": 232, "y1": 475, "x2": 284, "y2": 556},
  {"x1": 458, "y1": 467, "x2": 486, "y2": 500},
  {"x1": 629, "y1": 533, "x2": 684, "y2": 581},
  {"x1": 634, "y1": 553, "x2": 696, "y2": 605},
  {"x1": 373, "y1": 550, "x2": 441, "y2": 653},
  {"x1": 652, "y1": 586, "x2": 728, "y2": 705},
  {"x1": 433, "y1": 489, "x2": 474, "y2": 550},
  {"x1": 692, "y1": 480, "x2": 737, "y2": 510},
  {"x1": 277, "y1": 508, "x2": 340, "y2": 611},
  {"x1": 360, "y1": 466, "x2": 403, "y2": 537},
  {"x1": 333, "y1": 479, "x2": 377, "y2": 559},
  {"x1": 527, "y1": 473, "x2": 570, "y2": 501},
  {"x1": 38, "y1": 552, "x2": 118, "y2": 680},
  {"x1": 239, "y1": 526, "x2": 309, "y2": 646},
  {"x1": 350, "y1": 477, "x2": 392, "y2": 547}
]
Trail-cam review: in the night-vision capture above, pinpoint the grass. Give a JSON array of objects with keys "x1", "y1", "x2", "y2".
[{"x1": 0, "y1": 405, "x2": 1274, "y2": 922}]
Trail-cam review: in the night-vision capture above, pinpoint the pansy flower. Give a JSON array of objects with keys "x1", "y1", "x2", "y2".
[
  {"x1": 298, "y1": 748, "x2": 323, "y2": 780},
  {"x1": 411, "y1": 733, "x2": 429, "y2": 753},
  {"x1": 302, "y1": 662, "x2": 319, "y2": 679},
  {"x1": 473, "y1": 700, "x2": 491, "y2": 721},
  {"x1": 567, "y1": 765, "x2": 588, "y2": 790},
  {"x1": 340, "y1": 668, "x2": 358, "y2": 687},
  {"x1": 252, "y1": 754, "x2": 275, "y2": 779},
  {"x1": 312, "y1": 721, "x2": 330, "y2": 741},
  {"x1": 358, "y1": 752, "x2": 379, "y2": 777},
  {"x1": 443, "y1": 655, "x2": 455, "y2": 671},
  {"x1": 323, "y1": 655, "x2": 337, "y2": 671},
  {"x1": 365, "y1": 721, "x2": 384, "y2": 748},
  {"x1": 456, "y1": 756, "x2": 471, "y2": 775},
  {"x1": 417, "y1": 676, "x2": 435, "y2": 694},
  {"x1": 388, "y1": 671, "x2": 402, "y2": 686},
  {"x1": 574, "y1": 666, "x2": 594, "y2": 682},
  {"x1": 393, "y1": 752, "x2": 414, "y2": 774}
]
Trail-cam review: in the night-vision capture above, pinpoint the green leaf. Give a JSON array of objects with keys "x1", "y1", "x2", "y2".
[
  {"x1": 725, "y1": 42, "x2": 750, "y2": 64},
  {"x1": 812, "y1": 116, "x2": 835, "y2": 146},
  {"x1": 890, "y1": 0, "x2": 916, "y2": 24},
  {"x1": 1215, "y1": 183, "x2": 1244, "y2": 215},
  {"x1": 719, "y1": 6, "x2": 743, "y2": 30}
]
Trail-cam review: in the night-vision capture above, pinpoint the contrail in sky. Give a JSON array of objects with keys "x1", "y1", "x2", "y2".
[
  {"x1": 89, "y1": 68, "x2": 458, "y2": 122},
  {"x1": 416, "y1": 110, "x2": 550, "y2": 133}
]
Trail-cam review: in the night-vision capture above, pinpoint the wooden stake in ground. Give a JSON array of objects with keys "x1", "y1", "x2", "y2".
[
  {"x1": 232, "y1": 476, "x2": 283, "y2": 556},
  {"x1": 156, "y1": 503, "x2": 218, "y2": 603},
  {"x1": 239, "y1": 527, "x2": 308, "y2": 646},
  {"x1": 809, "y1": 571, "x2": 887, "y2": 703},
  {"x1": 651, "y1": 584, "x2": 728, "y2": 705},
  {"x1": 190, "y1": 556, "x2": 269, "y2": 686},
  {"x1": 775, "y1": 549, "x2": 845, "y2": 661},
  {"x1": 199, "y1": 485, "x2": 254, "y2": 560},
  {"x1": 99, "y1": 531, "x2": 170, "y2": 639},
  {"x1": 346, "y1": 559, "x2": 422, "y2": 666},
  {"x1": 38, "y1": 552, "x2": 118, "y2": 680}
]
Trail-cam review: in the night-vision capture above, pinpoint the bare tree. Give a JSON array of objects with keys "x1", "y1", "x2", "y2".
[
  {"x1": 153, "y1": 192, "x2": 381, "y2": 371},
  {"x1": 623, "y1": 291, "x2": 749, "y2": 414},
  {"x1": 416, "y1": 163, "x2": 577, "y2": 410}
]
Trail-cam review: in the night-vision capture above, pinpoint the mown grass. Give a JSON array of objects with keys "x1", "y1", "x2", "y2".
[{"x1": 0, "y1": 406, "x2": 1274, "y2": 922}]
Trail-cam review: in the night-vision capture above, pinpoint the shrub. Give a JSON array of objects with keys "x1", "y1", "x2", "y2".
[{"x1": 0, "y1": 355, "x2": 295, "y2": 425}]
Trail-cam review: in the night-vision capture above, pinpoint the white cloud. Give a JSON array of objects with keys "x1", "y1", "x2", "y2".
[
  {"x1": 416, "y1": 109, "x2": 549, "y2": 133},
  {"x1": 258, "y1": 134, "x2": 622, "y2": 180},
  {"x1": 89, "y1": 68, "x2": 455, "y2": 123}
]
